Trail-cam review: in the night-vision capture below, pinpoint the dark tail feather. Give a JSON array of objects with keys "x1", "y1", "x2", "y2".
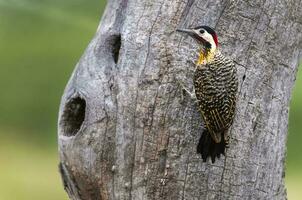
[{"x1": 197, "y1": 129, "x2": 226, "y2": 163}]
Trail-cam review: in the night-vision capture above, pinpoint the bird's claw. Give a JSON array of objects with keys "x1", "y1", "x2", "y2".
[
  {"x1": 225, "y1": 135, "x2": 230, "y2": 148},
  {"x1": 177, "y1": 80, "x2": 196, "y2": 100}
]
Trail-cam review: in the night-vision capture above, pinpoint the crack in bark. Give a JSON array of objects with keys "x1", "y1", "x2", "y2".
[
  {"x1": 181, "y1": 158, "x2": 190, "y2": 200},
  {"x1": 59, "y1": 163, "x2": 83, "y2": 200},
  {"x1": 129, "y1": 138, "x2": 137, "y2": 199},
  {"x1": 179, "y1": 0, "x2": 195, "y2": 26},
  {"x1": 215, "y1": 1, "x2": 229, "y2": 28}
]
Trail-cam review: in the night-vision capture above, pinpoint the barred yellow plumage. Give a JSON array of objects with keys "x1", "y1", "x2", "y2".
[
  {"x1": 177, "y1": 25, "x2": 238, "y2": 163},
  {"x1": 194, "y1": 51, "x2": 238, "y2": 162}
]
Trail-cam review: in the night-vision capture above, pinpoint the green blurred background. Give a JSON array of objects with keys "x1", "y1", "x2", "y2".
[{"x1": 0, "y1": 0, "x2": 300, "y2": 199}]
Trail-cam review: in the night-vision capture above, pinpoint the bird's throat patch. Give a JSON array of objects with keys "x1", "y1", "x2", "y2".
[
  {"x1": 197, "y1": 52, "x2": 205, "y2": 65},
  {"x1": 197, "y1": 50, "x2": 215, "y2": 65}
]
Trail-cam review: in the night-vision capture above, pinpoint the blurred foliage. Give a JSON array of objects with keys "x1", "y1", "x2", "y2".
[
  {"x1": 0, "y1": 0, "x2": 105, "y2": 145},
  {"x1": 286, "y1": 65, "x2": 302, "y2": 200},
  {"x1": 0, "y1": 130, "x2": 65, "y2": 200},
  {"x1": 0, "y1": 0, "x2": 300, "y2": 199},
  {"x1": 0, "y1": 0, "x2": 105, "y2": 199},
  {"x1": 287, "y1": 66, "x2": 302, "y2": 170}
]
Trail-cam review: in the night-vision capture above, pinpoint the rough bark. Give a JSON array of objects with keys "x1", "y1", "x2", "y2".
[{"x1": 58, "y1": 0, "x2": 302, "y2": 199}]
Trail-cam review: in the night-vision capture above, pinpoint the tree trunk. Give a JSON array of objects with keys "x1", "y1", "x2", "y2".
[{"x1": 58, "y1": 0, "x2": 302, "y2": 199}]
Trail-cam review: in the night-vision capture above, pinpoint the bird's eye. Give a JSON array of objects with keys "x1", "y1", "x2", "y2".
[{"x1": 199, "y1": 29, "x2": 205, "y2": 34}]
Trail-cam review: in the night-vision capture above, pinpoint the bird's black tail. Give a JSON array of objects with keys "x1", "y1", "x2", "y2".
[{"x1": 197, "y1": 129, "x2": 226, "y2": 163}]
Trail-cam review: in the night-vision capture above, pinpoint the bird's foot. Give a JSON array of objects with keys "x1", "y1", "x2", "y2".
[
  {"x1": 225, "y1": 135, "x2": 230, "y2": 148},
  {"x1": 177, "y1": 80, "x2": 196, "y2": 100}
]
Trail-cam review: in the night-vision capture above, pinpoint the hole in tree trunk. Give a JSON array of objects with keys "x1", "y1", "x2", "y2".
[
  {"x1": 60, "y1": 97, "x2": 86, "y2": 137},
  {"x1": 112, "y1": 35, "x2": 121, "y2": 64}
]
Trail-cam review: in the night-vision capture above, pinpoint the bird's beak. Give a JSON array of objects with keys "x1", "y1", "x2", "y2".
[{"x1": 176, "y1": 28, "x2": 196, "y2": 37}]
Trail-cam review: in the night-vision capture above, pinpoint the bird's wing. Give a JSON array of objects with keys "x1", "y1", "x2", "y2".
[{"x1": 194, "y1": 62, "x2": 238, "y2": 143}]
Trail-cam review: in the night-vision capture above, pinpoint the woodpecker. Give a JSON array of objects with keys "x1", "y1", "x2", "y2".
[{"x1": 177, "y1": 26, "x2": 238, "y2": 163}]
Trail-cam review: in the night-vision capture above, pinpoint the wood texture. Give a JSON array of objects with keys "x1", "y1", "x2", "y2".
[{"x1": 58, "y1": 0, "x2": 302, "y2": 199}]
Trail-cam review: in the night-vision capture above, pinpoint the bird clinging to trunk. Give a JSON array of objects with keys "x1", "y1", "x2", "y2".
[{"x1": 177, "y1": 26, "x2": 238, "y2": 163}]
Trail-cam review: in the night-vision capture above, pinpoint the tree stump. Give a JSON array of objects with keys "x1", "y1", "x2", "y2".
[{"x1": 58, "y1": 0, "x2": 302, "y2": 199}]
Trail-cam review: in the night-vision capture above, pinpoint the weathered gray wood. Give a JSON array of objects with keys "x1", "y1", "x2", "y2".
[{"x1": 58, "y1": 0, "x2": 302, "y2": 199}]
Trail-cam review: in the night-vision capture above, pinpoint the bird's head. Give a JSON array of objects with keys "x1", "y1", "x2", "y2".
[{"x1": 177, "y1": 26, "x2": 218, "y2": 64}]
